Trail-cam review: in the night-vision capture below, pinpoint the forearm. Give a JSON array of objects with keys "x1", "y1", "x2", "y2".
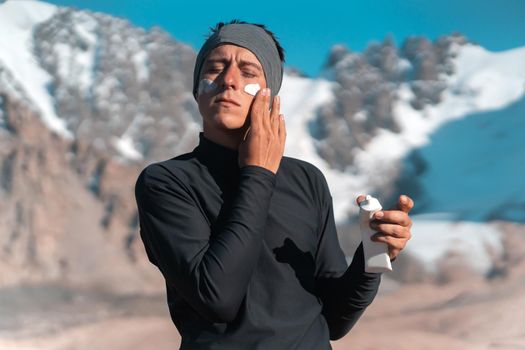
[
  {"x1": 188, "y1": 165, "x2": 276, "y2": 321},
  {"x1": 317, "y1": 244, "x2": 382, "y2": 340}
]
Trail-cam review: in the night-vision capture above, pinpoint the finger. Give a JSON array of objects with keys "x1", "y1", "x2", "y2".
[
  {"x1": 371, "y1": 234, "x2": 407, "y2": 250},
  {"x1": 270, "y1": 95, "x2": 280, "y2": 133},
  {"x1": 278, "y1": 114, "x2": 286, "y2": 148},
  {"x1": 370, "y1": 221, "x2": 411, "y2": 239},
  {"x1": 260, "y1": 88, "x2": 272, "y2": 133},
  {"x1": 356, "y1": 195, "x2": 366, "y2": 206},
  {"x1": 372, "y1": 210, "x2": 412, "y2": 227},
  {"x1": 250, "y1": 89, "x2": 265, "y2": 131},
  {"x1": 395, "y1": 195, "x2": 414, "y2": 213}
]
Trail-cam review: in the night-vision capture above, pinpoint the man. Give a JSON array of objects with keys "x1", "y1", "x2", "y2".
[{"x1": 135, "y1": 20, "x2": 413, "y2": 350}]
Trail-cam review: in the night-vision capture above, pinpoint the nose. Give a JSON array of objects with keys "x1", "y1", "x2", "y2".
[{"x1": 220, "y1": 64, "x2": 241, "y2": 91}]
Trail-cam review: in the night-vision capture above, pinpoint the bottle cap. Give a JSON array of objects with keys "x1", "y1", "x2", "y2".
[{"x1": 359, "y1": 195, "x2": 382, "y2": 211}]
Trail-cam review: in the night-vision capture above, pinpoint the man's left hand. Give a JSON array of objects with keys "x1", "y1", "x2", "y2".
[{"x1": 356, "y1": 194, "x2": 414, "y2": 261}]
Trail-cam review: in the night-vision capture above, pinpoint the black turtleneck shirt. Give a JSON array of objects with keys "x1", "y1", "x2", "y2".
[{"x1": 134, "y1": 132, "x2": 381, "y2": 350}]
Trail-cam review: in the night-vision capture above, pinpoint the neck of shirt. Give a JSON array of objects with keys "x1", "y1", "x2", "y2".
[{"x1": 195, "y1": 131, "x2": 240, "y2": 174}]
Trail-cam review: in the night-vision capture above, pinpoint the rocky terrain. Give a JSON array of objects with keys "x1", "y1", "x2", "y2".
[{"x1": 0, "y1": 225, "x2": 523, "y2": 350}]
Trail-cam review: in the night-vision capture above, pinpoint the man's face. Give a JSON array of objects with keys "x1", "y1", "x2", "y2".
[{"x1": 196, "y1": 44, "x2": 267, "y2": 135}]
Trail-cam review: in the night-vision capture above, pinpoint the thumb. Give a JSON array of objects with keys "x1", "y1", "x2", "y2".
[{"x1": 396, "y1": 195, "x2": 414, "y2": 213}]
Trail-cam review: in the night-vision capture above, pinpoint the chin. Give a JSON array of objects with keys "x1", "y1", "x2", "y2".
[{"x1": 211, "y1": 113, "x2": 248, "y2": 130}]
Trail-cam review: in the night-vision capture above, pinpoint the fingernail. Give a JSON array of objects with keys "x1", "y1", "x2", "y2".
[
  {"x1": 374, "y1": 211, "x2": 384, "y2": 219},
  {"x1": 275, "y1": 95, "x2": 280, "y2": 104},
  {"x1": 280, "y1": 114, "x2": 284, "y2": 120},
  {"x1": 266, "y1": 88, "x2": 271, "y2": 96},
  {"x1": 400, "y1": 195, "x2": 407, "y2": 203}
]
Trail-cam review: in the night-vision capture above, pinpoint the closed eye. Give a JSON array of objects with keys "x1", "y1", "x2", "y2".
[{"x1": 206, "y1": 66, "x2": 223, "y2": 74}]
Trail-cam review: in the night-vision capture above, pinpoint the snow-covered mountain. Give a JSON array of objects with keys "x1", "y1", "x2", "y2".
[
  {"x1": 0, "y1": 0, "x2": 524, "y2": 286},
  {"x1": 0, "y1": 0, "x2": 198, "y2": 163}
]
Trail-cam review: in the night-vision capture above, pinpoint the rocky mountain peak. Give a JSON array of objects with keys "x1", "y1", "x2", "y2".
[{"x1": 313, "y1": 33, "x2": 471, "y2": 171}]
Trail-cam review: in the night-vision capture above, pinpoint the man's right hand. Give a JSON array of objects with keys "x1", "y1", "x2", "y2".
[{"x1": 238, "y1": 88, "x2": 286, "y2": 174}]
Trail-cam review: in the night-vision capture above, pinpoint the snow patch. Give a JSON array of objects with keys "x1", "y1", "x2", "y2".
[
  {"x1": 0, "y1": 62, "x2": 28, "y2": 102},
  {"x1": 52, "y1": 11, "x2": 98, "y2": 97},
  {"x1": 0, "y1": 0, "x2": 71, "y2": 138},
  {"x1": 448, "y1": 44, "x2": 525, "y2": 110},
  {"x1": 132, "y1": 50, "x2": 149, "y2": 82},
  {"x1": 112, "y1": 135, "x2": 143, "y2": 161},
  {"x1": 407, "y1": 215, "x2": 503, "y2": 275}
]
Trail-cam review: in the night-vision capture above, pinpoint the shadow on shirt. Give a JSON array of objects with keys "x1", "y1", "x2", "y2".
[{"x1": 273, "y1": 238, "x2": 316, "y2": 296}]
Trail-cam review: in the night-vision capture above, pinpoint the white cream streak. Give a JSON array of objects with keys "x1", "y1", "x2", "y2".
[
  {"x1": 244, "y1": 83, "x2": 261, "y2": 96},
  {"x1": 198, "y1": 79, "x2": 217, "y2": 95}
]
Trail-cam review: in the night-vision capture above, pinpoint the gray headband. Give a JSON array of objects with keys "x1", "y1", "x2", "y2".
[{"x1": 192, "y1": 23, "x2": 283, "y2": 98}]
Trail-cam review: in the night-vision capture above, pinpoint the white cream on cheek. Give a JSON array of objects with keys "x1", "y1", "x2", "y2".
[
  {"x1": 243, "y1": 83, "x2": 261, "y2": 96},
  {"x1": 198, "y1": 79, "x2": 218, "y2": 95}
]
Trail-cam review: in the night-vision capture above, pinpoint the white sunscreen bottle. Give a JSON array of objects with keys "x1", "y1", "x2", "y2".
[{"x1": 359, "y1": 195, "x2": 392, "y2": 273}]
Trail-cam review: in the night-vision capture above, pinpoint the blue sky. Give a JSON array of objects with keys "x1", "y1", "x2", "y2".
[{"x1": 45, "y1": 0, "x2": 525, "y2": 77}]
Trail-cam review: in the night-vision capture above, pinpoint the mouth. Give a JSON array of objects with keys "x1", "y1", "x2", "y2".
[{"x1": 215, "y1": 97, "x2": 241, "y2": 107}]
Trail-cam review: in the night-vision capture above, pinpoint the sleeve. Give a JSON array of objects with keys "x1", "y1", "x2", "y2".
[
  {"x1": 313, "y1": 173, "x2": 382, "y2": 340},
  {"x1": 134, "y1": 163, "x2": 276, "y2": 323}
]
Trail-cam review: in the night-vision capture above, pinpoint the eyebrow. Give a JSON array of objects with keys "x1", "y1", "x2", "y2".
[{"x1": 204, "y1": 58, "x2": 263, "y2": 73}]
